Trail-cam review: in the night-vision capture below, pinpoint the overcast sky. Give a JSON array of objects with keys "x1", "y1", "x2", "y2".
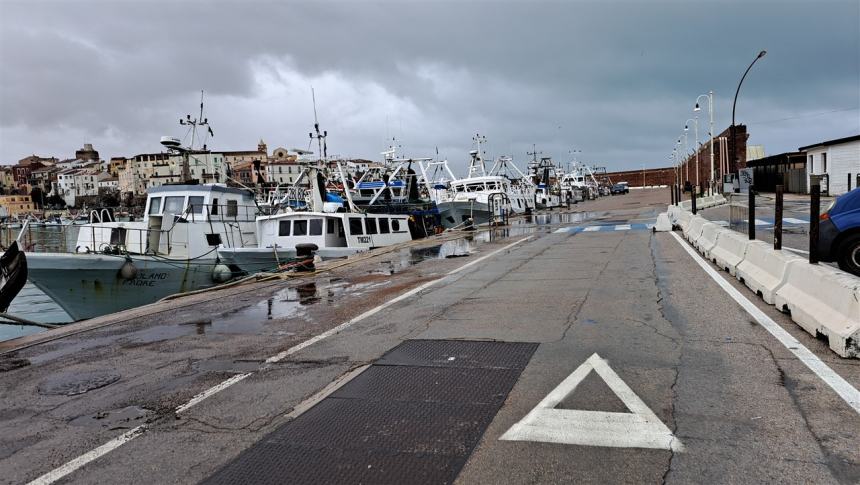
[{"x1": 1, "y1": 0, "x2": 858, "y2": 174}]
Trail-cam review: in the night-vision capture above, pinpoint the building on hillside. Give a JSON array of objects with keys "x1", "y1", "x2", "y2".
[
  {"x1": 30, "y1": 165, "x2": 60, "y2": 194},
  {"x1": 98, "y1": 177, "x2": 119, "y2": 191},
  {"x1": 265, "y1": 159, "x2": 303, "y2": 186},
  {"x1": 75, "y1": 143, "x2": 100, "y2": 162},
  {"x1": 799, "y1": 134, "x2": 860, "y2": 196},
  {"x1": 17, "y1": 155, "x2": 58, "y2": 167},
  {"x1": 0, "y1": 168, "x2": 15, "y2": 194},
  {"x1": 108, "y1": 157, "x2": 128, "y2": 177},
  {"x1": 0, "y1": 195, "x2": 35, "y2": 218}
]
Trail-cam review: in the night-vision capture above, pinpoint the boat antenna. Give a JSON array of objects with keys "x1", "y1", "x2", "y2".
[
  {"x1": 177, "y1": 90, "x2": 212, "y2": 182},
  {"x1": 309, "y1": 87, "x2": 327, "y2": 162}
]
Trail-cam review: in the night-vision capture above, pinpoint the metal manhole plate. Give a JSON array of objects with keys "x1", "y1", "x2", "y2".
[
  {"x1": 204, "y1": 444, "x2": 465, "y2": 485},
  {"x1": 37, "y1": 371, "x2": 121, "y2": 396},
  {"x1": 330, "y1": 365, "x2": 520, "y2": 405},
  {"x1": 266, "y1": 398, "x2": 495, "y2": 456},
  {"x1": 375, "y1": 339, "x2": 537, "y2": 369},
  {"x1": 204, "y1": 340, "x2": 537, "y2": 485}
]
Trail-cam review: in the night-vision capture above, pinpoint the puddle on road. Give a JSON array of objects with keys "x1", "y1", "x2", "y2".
[
  {"x1": 38, "y1": 370, "x2": 120, "y2": 396},
  {"x1": 70, "y1": 405, "x2": 150, "y2": 430}
]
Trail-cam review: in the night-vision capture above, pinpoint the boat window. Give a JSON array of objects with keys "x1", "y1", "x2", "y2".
[
  {"x1": 148, "y1": 197, "x2": 162, "y2": 215},
  {"x1": 392, "y1": 218, "x2": 404, "y2": 232},
  {"x1": 211, "y1": 198, "x2": 219, "y2": 216},
  {"x1": 188, "y1": 196, "x2": 205, "y2": 214},
  {"x1": 349, "y1": 218, "x2": 364, "y2": 235},
  {"x1": 278, "y1": 220, "x2": 291, "y2": 236},
  {"x1": 379, "y1": 218, "x2": 390, "y2": 233},
  {"x1": 164, "y1": 196, "x2": 184, "y2": 214},
  {"x1": 366, "y1": 218, "x2": 378, "y2": 235},
  {"x1": 294, "y1": 220, "x2": 308, "y2": 236},
  {"x1": 310, "y1": 219, "x2": 323, "y2": 236},
  {"x1": 326, "y1": 219, "x2": 335, "y2": 234},
  {"x1": 337, "y1": 219, "x2": 345, "y2": 237},
  {"x1": 226, "y1": 200, "x2": 238, "y2": 217}
]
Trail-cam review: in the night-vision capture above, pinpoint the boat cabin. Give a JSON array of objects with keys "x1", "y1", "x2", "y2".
[{"x1": 257, "y1": 211, "x2": 411, "y2": 254}]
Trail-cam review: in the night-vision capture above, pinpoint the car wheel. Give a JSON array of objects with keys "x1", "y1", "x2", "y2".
[{"x1": 836, "y1": 233, "x2": 860, "y2": 276}]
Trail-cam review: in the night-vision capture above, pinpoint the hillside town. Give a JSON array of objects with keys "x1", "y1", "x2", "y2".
[{"x1": 0, "y1": 140, "x2": 380, "y2": 220}]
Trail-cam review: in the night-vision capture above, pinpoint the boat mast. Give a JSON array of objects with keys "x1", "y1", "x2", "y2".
[
  {"x1": 469, "y1": 134, "x2": 488, "y2": 178},
  {"x1": 178, "y1": 90, "x2": 212, "y2": 183}
]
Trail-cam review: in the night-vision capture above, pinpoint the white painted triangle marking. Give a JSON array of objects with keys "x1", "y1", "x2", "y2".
[
  {"x1": 583, "y1": 226, "x2": 601, "y2": 232},
  {"x1": 783, "y1": 217, "x2": 806, "y2": 225},
  {"x1": 500, "y1": 353, "x2": 683, "y2": 451},
  {"x1": 614, "y1": 224, "x2": 632, "y2": 231}
]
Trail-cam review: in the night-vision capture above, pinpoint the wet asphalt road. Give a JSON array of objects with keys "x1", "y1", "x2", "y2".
[{"x1": 1, "y1": 188, "x2": 858, "y2": 484}]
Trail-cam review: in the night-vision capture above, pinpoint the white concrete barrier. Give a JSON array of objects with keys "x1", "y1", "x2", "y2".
[
  {"x1": 735, "y1": 242, "x2": 805, "y2": 304},
  {"x1": 696, "y1": 222, "x2": 723, "y2": 257},
  {"x1": 676, "y1": 210, "x2": 692, "y2": 231},
  {"x1": 773, "y1": 263, "x2": 860, "y2": 358},
  {"x1": 684, "y1": 216, "x2": 708, "y2": 243},
  {"x1": 667, "y1": 205, "x2": 681, "y2": 223},
  {"x1": 697, "y1": 195, "x2": 715, "y2": 209},
  {"x1": 709, "y1": 230, "x2": 753, "y2": 276},
  {"x1": 714, "y1": 194, "x2": 727, "y2": 205},
  {"x1": 654, "y1": 212, "x2": 673, "y2": 232},
  {"x1": 680, "y1": 200, "x2": 692, "y2": 211}
]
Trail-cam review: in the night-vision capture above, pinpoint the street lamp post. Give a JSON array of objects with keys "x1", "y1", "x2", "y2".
[
  {"x1": 684, "y1": 119, "x2": 696, "y2": 191},
  {"x1": 685, "y1": 118, "x2": 699, "y2": 193},
  {"x1": 695, "y1": 91, "x2": 714, "y2": 194},
  {"x1": 730, "y1": 50, "x2": 767, "y2": 180}
]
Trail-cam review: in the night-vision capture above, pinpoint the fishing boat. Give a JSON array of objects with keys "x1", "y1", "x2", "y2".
[
  {"x1": 16, "y1": 104, "x2": 261, "y2": 320},
  {"x1": 217, "y1": 164, "x2": 412, "y2": 271},
  {"x1": 435, "y1": 135, "x2": 529, "y2": 228}
]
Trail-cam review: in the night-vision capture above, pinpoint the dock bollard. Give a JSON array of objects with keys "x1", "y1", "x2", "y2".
[
  {"x1": 809, "y1": 184, "x2": 820, "y2": 264},
  {"x1": 295, "y1": 243, "x2": 318, "y2": 272},
  {"x1": 774, "y1": 184, "x2": 783, "y2": 250},
  {"x1": 691, "y1": 186, "x2": 697, "y2": 215},
  {"x1": 748, "y1": 185, "x2": 756, "y2": 241}
]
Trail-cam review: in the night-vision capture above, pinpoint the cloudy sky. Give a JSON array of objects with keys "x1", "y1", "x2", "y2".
[{"x1": 1, "y1": 0, "x2": 858, "y2": 174}]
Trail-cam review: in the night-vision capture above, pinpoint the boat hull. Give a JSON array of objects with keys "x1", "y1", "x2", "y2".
[
  {"x1": 217, "y1": 246, "x2": 362, "y2": 273},
  {"x1": 25, "y1": 252, "x2": 222, "y2": 321},
  {"x1": 437, "y1": 201, "x2": 493, "y2": 229}
]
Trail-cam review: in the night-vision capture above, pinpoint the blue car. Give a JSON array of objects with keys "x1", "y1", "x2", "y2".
[{"x1": 819, "y1": 187, "x2": 860, "y2": 275}]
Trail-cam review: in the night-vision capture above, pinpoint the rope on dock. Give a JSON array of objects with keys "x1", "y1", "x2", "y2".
[{"x1": 0, "y1": 312, "x2": 60, "y2": 329}]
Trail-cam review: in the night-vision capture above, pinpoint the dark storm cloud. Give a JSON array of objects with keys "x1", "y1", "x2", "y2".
[{"x1": 1, "y1": 0, "x2": 858, "y2": 172}]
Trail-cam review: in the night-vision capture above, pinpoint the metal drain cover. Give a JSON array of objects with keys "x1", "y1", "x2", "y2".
[{"x1": 204, "y1": 340, "x2": 537, "y2": 485}]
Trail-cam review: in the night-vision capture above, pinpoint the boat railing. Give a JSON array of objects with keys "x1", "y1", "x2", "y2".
[{"x1": 5, "y1": 203, "x2": 262, "y2": 256}]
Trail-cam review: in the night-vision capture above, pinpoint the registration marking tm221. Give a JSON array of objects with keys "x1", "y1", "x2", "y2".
[{"x1": 500, "y1": 353, "x2": 683, "y2": 451}]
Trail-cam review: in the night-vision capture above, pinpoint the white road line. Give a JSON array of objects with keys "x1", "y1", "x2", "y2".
[
  {"x1": 783, "y1": 246, "x2": 809, "y2": 255},
  {"x1": 614, "y1": 224, "x2": 632, "y2": 231},
  {"x1": 27, "y1": 236, "x2": 533, "y2": 485},
  {"x1": 27, "y1": 426, "x2": 147, "y2": 485},
  {"x1": 583, "y1": 226, "x2": 601, "y2": 232},
  {"x1": 670, "y1": 232, "x2": 860, "y2": 414},
  {"x1": 784, "y1": 217, "x2": 807, "y2": 224},
  {"x1": 754, "y1": 219, "x2": 769, "y2": 226}
]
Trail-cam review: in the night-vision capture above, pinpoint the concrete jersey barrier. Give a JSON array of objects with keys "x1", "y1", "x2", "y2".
[
  {"x1": 710, "y1": 230, "x2": 753, "y2": 276},
  {"x1": 684, "y1": 215, "x2": 708, "y2": 242},
  {"x1": 676, "y1": 210, "x2": 692, "y2": 231},
  {"x1": 696, "y1": 222, "x2": 724, "y2": 257},
  {"x1": 736, "y1": 242, "x2": 805, "y2": 304},
  {"x1": 773, "y1": 263, "x2": 860, "y2": 358}
]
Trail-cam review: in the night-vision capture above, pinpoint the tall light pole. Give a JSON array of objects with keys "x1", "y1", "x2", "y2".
[
  {"x1": 695, "y1": 91, "x2": 714, "y2": 194},
  {"x1": 683, "y1": 119, "x2": 695, "y2": 187},
  {"x1": 685, "y1": 117, "x2": 699, "y2": 192},
  {"x1": 731, "y1": 50, "x2": 767, "y2": 180}
]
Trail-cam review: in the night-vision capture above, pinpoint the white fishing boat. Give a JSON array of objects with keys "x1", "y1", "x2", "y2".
[
  {"x1": 20, "y1": 183, "x2": 258, "y2": 321},
  {"x1": 14, "y1": 104, "x2": 261, "y2": 320},
  {"x1": 435, "y1": 135, "x2": 529, "y2": 228},
  {"x1": 217, "y1": 165, "x2": 412, "y2": 271}
]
